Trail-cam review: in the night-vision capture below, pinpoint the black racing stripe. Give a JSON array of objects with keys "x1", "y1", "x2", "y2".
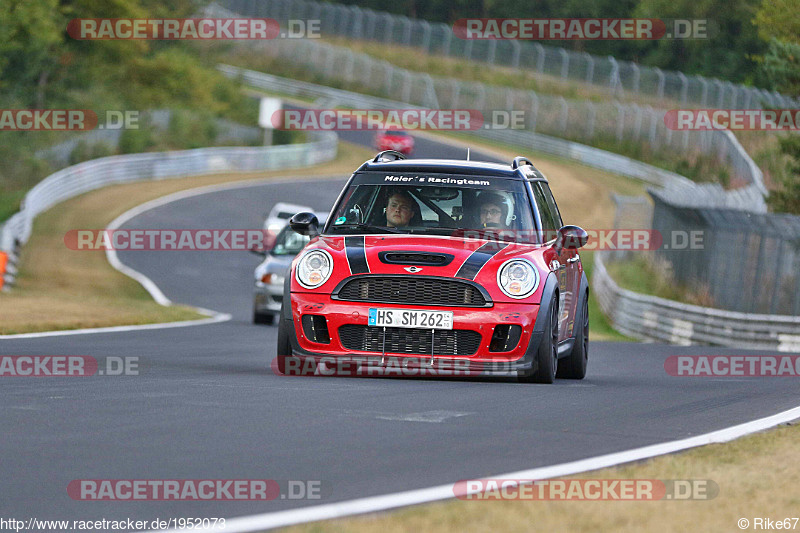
[
  {"x1": 344, "y1": 236, "x2": 369, "y2": 274},
  {"x1": 455, "y1": 241, "x2": 509, "y2": 280}
]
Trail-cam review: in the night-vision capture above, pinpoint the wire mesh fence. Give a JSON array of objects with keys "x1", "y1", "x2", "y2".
[{"x1": 218, "y1": 0, "x2": 800, "y2": 111}]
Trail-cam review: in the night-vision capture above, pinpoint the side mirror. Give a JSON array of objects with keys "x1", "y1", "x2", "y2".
[
  {"x1": 555, "y1": 225, "x2": 588, "y2": 252},
  {"x1": 290, "y1": 212, "x2": 320, "y2": 237}
]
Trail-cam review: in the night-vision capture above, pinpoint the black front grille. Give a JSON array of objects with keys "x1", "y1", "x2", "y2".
[
  {"x1": 338, "y1": 325, "x2": 482, "y2": 356},
  {"x1": 335, "y1": 276, "x2": 489, "y2": 307}
]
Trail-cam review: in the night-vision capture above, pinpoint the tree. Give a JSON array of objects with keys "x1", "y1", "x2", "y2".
[{"x1": 767, "y1": 135, "x2": 800, "y2": 215}]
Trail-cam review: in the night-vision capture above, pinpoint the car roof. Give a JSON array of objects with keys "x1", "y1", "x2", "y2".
[{"x1": 356, "y1": 158, "x2": 545, "y2": 180}]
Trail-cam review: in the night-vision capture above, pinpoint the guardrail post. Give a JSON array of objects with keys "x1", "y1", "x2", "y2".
[
  {"x1": 364, "y1": 9, "x2": 376, "y2": 40},
  {"x1": 631, "y1": 62, "x2": 640, "y2": 94}
]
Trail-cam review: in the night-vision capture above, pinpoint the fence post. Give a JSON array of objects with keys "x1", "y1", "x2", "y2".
[
  {"x1": 586, "y1": 102, "x2": 596, "y2": 139},
  {"x1": 534, "y1": 43, "x2": 545, "y2": 72},
  {"x1": 614, "y1": 102, "x2": 625, "y2": 141},
  {"x1": 559, "y1": 97, "x2": 569, "y2": 134},
  {"x1": 529, "y1": 91, "x2": 539, "y2": 132},
  {"x1": 654, "y1": 67, "x2": 664, "y2": 99},
  {"x1": 559, "y1": 48, "x2": 569, "y2": 79},
  {"x1": 511, "y1": 41, "x2": 521, "y2": 68},
  {"x1": 421, "y1": 20, "x2": 432, "y2": 52},
  {"x1": 678, "y1": 72, "x2": 688, "y2": 105},
  {"x1": 488, "y1": 39, "x2": 497, "y2": 64},
  {"x1": 401, "y1": 16, "x2": 412, "y2": 45},
  {"x1": 441, "y1": 24, "x2": 452, "y2": 56},
  {"x1": 583, "y1": 52, "x2": 594, "y2": 84}
]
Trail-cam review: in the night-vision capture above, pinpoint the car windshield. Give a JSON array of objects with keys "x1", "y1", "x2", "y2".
[
  {"x1": 325, "y1": 173, "x2": 538, "y2": 243},
  {"x1": 271, "y1": 226, "x2": 312, "y2": 255},
  {"x1": 384, "y1": 131, "x2": 408, "y2": 137}
]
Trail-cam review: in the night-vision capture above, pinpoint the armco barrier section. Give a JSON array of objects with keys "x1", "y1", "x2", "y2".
[
  {"x1": 592, "y1": 252, "x2": 800, "y2": 351},
  {"x1": 0, "y1": 132, "x2": 338, "y2": 287}
]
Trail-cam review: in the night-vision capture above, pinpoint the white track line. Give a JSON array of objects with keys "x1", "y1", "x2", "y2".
[
  {"x1": 154, "y1": 404, "x2": 800, "y2": 532},
  {"x1": 1, "y1": 174, "x2": 345, "y2": 340}
]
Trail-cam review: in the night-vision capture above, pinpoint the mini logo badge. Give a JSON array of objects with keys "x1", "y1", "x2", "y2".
[{"x1": 404, "y1": 266, "x2": 423, "y2": 273}]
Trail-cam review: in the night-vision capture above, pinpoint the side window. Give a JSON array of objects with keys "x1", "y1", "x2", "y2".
[
  {"x1": 532, "y1": 183, "x2": 557, "y2": 235},
  {"x1": 540, "y1": 183, "x2": 563, "y2": 229}
]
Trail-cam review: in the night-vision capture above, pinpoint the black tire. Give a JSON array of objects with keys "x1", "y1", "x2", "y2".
[
  {"x1": 557, "y1": 292, "x2": 589, "y2": 379},
  {"x1": 275, "y1": 317, "x2": 292, "y2": 374},
  {"x1": 519, "y1": 297, "x2": 559, "y2": 384},
  {"x1": 253, "y1": 310, "x2": 276, "y2": 325}
]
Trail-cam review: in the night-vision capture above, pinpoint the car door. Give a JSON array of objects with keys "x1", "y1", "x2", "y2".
[{"x1": 533, "y1": 183, "x2": 578, "y2": 342}]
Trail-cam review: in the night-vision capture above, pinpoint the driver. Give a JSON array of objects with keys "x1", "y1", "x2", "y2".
[
  {"x1": 385, "y1": 189, "x2": 418, "y2": 227},
  {"x1": 477, "y1": 192, "x2": 508, "y2": 228}
]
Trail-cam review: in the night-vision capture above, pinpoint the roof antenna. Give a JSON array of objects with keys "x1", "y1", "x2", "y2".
[{"x1": 466, "y1": 147, "x2": 470, "y2": 161}]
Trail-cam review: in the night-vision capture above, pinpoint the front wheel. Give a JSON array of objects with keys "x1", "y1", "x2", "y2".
[
  {"x1": 519, "y1": 297, "x2": 558, "y2": 384},
  {"x1": 557, "y1": 292, "x2": 588, "y2": 379}
]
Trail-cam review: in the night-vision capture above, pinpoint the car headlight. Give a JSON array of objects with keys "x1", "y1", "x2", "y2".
[
  {"x1": 497, "y1": 259, "x2": 539, "y2": 299},
  {"x1": 296, "y1": 250, "x2": 333, "y2": 289}
]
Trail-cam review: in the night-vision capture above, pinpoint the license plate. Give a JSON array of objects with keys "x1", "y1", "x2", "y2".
[{"x1": 368, "y1": 308, "x2": 453, "y2": 330}]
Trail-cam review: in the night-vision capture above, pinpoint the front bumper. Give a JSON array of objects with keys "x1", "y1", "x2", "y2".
[{"x1": 284, "y1": 293, "x2": 544, "y2": 374}]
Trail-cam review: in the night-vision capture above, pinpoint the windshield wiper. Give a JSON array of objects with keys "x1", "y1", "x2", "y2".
[{"x1": 328, "y1": 223, "x2": 403, "y2": 234}]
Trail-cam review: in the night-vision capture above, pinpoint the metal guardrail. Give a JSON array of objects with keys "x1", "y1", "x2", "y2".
[
  {"x1": 592, "y1": 252, "x2": 800, "y2": 351},
  {"x1": 0, "y1": 132, "x2": 337, "y2": 289}
]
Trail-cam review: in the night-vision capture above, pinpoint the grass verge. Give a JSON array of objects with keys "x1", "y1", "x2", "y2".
[
  {"x1": 280, "y1": 421, "x2": 800, "y2": 533},
  {"x1": 0, "y1": 142, "x2": 375, "y2": 334},
  {"x1": 604, "y1": 254, "x2": 714, "y2": 307}
]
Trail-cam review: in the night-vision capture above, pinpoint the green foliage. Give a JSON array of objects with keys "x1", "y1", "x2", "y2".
[
  {"x1": 167, "y1": 109, "x2": 219, "y2": 149},
  {"x1": 754, "y1": 0, "x2": 800, "y2": 45},
  {"x1": 767, "y1": 135, "x2": 800, "y2": 215},
  {"x1": 68, "y1": 140, "x2": 115, "y2": 164},
  {"x1": 761, "y1": 39, "x2": 800, "y2": 96},
  {"x1": 118, "y1": 118, "x2": 157, "y2": 154}
]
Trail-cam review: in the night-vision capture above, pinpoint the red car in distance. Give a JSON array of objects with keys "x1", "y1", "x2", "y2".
[{"x1": 375, "y1": 130, "x2": 414, "y2": 155}]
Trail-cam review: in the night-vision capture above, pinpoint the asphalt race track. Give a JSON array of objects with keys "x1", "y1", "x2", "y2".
[{"x1": 1, "y1": 134, "x2": 799, "y2": 530}]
